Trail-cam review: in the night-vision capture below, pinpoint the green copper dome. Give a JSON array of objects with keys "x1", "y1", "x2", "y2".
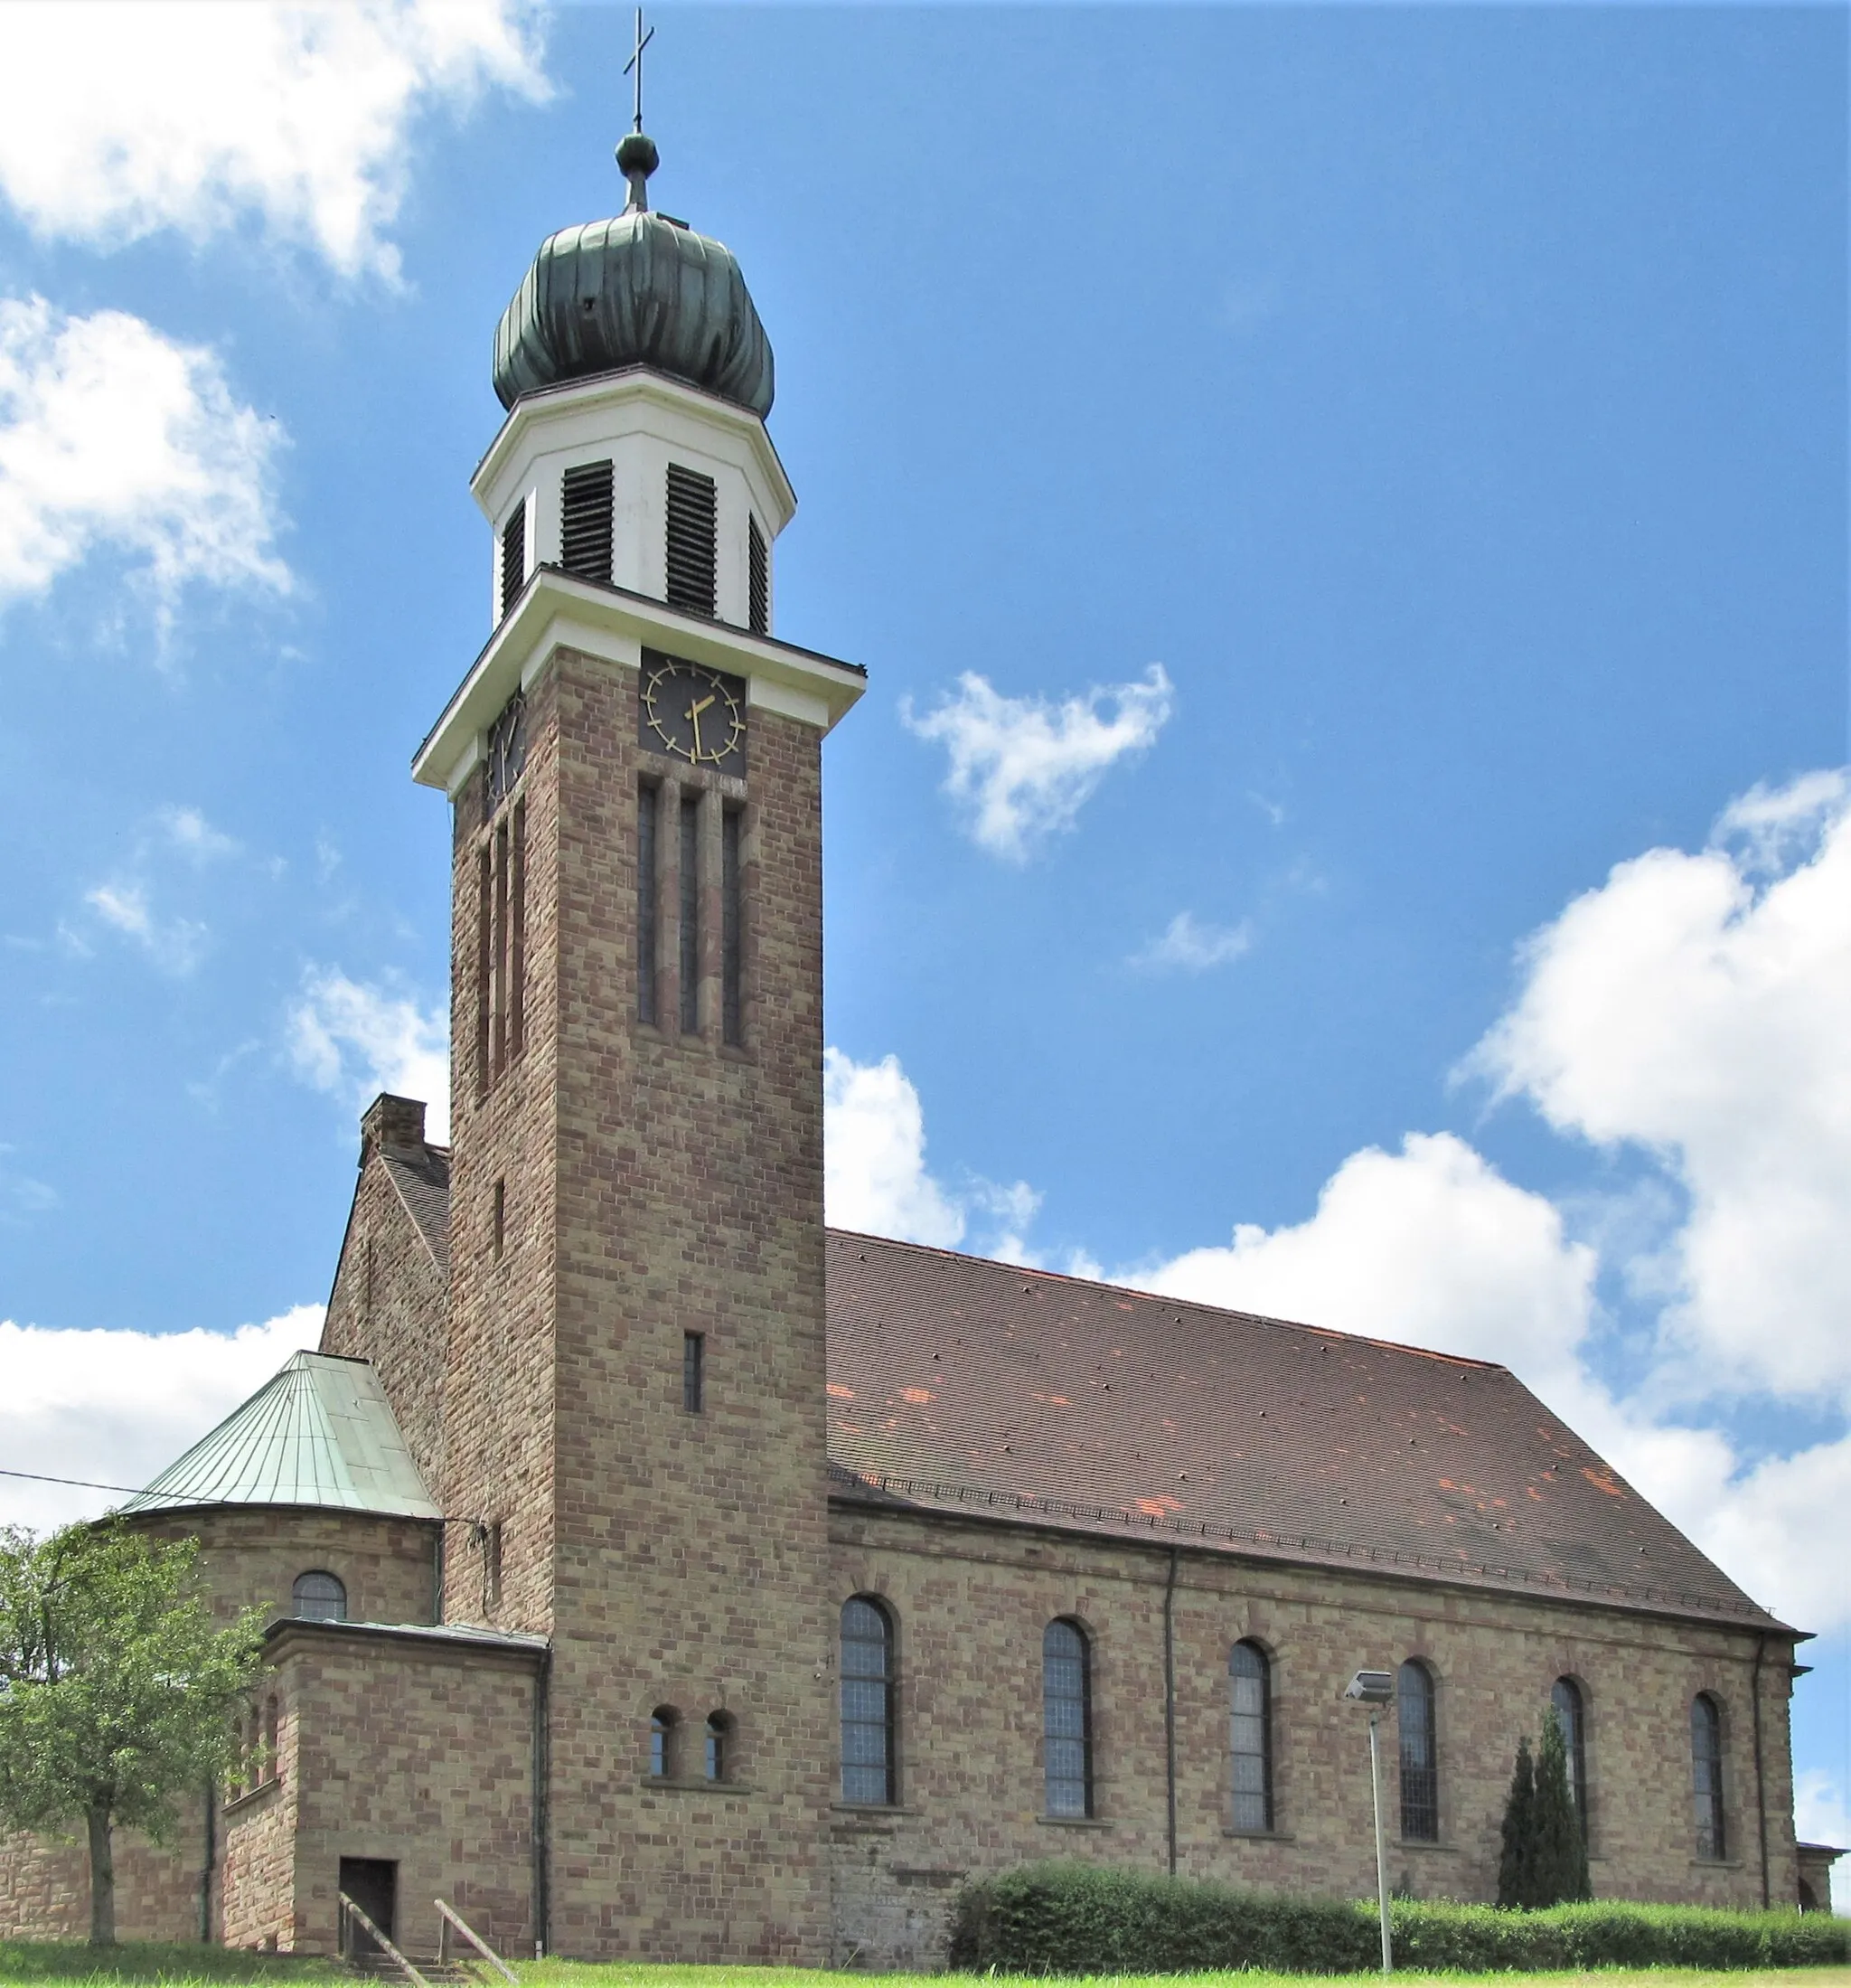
[{"x1": 492, "y1": 133, "x2": 774, "y2": 418}]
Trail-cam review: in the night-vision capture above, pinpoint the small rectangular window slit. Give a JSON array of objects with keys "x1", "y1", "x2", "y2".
[
  {"x1": 679, "y1": 792, "x2": 700, "y2": 1036},
  {"x1": 491, "y1": 1179, "x2": 506, "y2": 1260},
  {"x1": 637, "y1": 781, "x2": 660, "y2": 1026},
  {"x1": 509, "y1": 800, "x2": 527, "y2": 1058},
  {"x1": 721, "y1": 805, "x2": 744, "y2": 1047},
  {"x1": 493, "y1": 817, "x2": 510, "y2": 1074},
  {"x1": 682, "y1": 1331, "x2": 705, "y2": 1414},
  {"x1": 474, "y1": 845, "x2": 493, "y2": 1098}
]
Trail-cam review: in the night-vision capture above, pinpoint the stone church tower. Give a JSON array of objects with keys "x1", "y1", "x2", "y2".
[{"x1": 379, "y1": 129, "x2": 862, "y2": 1955}]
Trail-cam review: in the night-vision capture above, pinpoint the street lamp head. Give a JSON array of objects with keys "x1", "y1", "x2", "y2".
[{"x1": 1344, "y1": 1669, "x2": 1395, "y2": 1704}]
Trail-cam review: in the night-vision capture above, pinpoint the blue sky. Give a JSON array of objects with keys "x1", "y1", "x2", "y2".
[{"x1": 0, "y1": 0, "x2": 1846, "y2": 1897}]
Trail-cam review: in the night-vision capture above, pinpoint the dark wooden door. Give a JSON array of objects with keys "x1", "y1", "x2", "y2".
[{"x1": 339, "y1": 1857, "x2": 397, "y2": 1956}]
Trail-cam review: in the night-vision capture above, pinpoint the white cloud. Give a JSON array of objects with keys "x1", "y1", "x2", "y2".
[
  {"x1": 1132, "y1": 909, "x2": 1254, "y2": 973},
  {"x1": 82, "y1": 880, "x2": 209, "y2": 975},
  {"x1": 1139, "y1": 1132, "x2": 1597, "y2": 1384},
  {"x1": 1113, "y1": 772, "x2": 1851, "y2": 1636},
  {"x1": 823, "y1": 1047, "x2": 1038, "y2": 1259},
  {"x1": 0, "y1": 1305, "x2": 324, "y2": 1535},
  {"x1": 0, "y1": 1, "x2": 548, "y2": 283},
  {"x1": 1794, "y1": 1771, "x2": 1851, "y2": 1911},
  {"x1": 1468, "y1": 770, "x2": 1851, "y2": 1407},
  {"x1": 161, "y1": 806, "x2": 239, "y2": 862},
  {"x1": 0, "y1": 296, "x2": 289, "y2": 619},
  {"x1": 824, "y1": 1049, "x2": 964, "y2": 1248},
  {"x1": 903, "y1": 664, "x2": 1173, "y2": 861},
  {"x1": 287, "y1": 968, "x2": 450, "y2": 1143}
]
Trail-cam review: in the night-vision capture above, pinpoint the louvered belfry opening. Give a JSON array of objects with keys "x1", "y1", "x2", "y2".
[
  {"x1": 665, "y1": 463, "x2": 718, "y2": 616},
  {"x1": 498, "y1": 501, "x2": 527, "y2": 619},
  {"x1": 747, "y1": 516, "x2": 769, "y2": 635},
  {"x1": 560, "y1": 459, "x2": 614, "y2": 583}
]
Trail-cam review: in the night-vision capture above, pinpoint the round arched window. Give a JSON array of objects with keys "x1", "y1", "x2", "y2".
[
  {"x1": 649, "y1": 1707, "x2": 680, "y2": 1779},
  {"x1": 705, "y1": 1711, "x2": 733, "y2": 1784},
  {"x1": 292, "y1": 1570, "x2": 346, "y2": 1622}
]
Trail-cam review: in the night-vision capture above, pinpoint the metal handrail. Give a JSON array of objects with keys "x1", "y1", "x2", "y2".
[
  {"x1": 435, "y1": 1898, "x2": 517, "y2": 1985},
  {"x1": 338, "y1": 1890, "x2": 430, "y2": 1988}
]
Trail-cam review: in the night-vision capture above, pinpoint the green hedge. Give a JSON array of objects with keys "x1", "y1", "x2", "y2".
[{"x1": 948, "y1": 1861, "x2": 1850, "y2": 1974}]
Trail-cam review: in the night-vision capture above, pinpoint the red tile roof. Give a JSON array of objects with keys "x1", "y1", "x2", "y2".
[{"x1": 823, "y1": 1230, "x2": 1785, "y2": 1632}]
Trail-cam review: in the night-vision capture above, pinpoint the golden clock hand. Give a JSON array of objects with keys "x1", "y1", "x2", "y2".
[{"x1": 686, "y1": 693, "x2": 715, "y2": 760}]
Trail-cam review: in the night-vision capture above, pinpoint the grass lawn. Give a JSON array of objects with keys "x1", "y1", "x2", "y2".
[{"x1": 2, "y1": 1951, "x2": 1849, "y2": 1988}]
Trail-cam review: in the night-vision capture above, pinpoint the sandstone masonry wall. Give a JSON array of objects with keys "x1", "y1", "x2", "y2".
[
  {"x1": 321, "y1": 1123, "x2": 450, "y2": 1497},
  {"x1": 0, "y1": 1827, "x2": 203, "y2": 1945},
  {"x1": 441, "y1": 657, "x2": 561, "y2": 1642},
  {"x1": 542, "y1": 655, "x2": 836, "y2": 1960},
  {"x1": 263, "y1": 1625, "x2": 539, "y2": 1958},
  {"x1": 128, "y1": 1507, "x2": 437, "y2": 1630},
  {"x1": 826, "y1": 1503, "x2": 1799, "y2": 1967}
]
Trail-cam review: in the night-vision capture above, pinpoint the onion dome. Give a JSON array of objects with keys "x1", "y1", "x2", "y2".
[{"x1": 493, "y1": 131, "x2": 774, "y2": 418}]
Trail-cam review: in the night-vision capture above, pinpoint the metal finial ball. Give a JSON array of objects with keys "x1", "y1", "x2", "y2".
[{"x1": 616, "y1": 132, "x2": 659, "y2": 180}]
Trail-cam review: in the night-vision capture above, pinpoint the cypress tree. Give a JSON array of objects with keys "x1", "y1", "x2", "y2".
[
  {"x1": 1533, "y1": 1705, "x2": 1593, "y2": 1905},
  {"x1": 1497, "y1": 1733, "x2": 1536, "y2": 1908}
]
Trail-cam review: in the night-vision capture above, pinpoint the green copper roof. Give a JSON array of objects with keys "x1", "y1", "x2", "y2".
[
  {"x1": 121, "y1": 1352, "x2": 440, "y2": 1521},
  {"x1": 492, "y1": 135, "x2": 774, "y2": 418}
]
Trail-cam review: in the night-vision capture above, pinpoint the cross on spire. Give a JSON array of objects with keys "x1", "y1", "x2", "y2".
[{"x1": 623, "y1": 6, "x2": 655, "y2": 136}]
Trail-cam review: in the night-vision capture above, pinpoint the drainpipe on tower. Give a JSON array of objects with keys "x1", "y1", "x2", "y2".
[
  {"x1": 531, "y1": 1644, "x2": 552, "y2": 1956},
  {"x1": 1163, "y1": 1549, "x2": 1179, "y2": 1878}
]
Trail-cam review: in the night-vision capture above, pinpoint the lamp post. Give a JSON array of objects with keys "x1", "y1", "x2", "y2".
[{"x1": 1344, "y1": 1669, "x2": 1396, "y2": 1974}]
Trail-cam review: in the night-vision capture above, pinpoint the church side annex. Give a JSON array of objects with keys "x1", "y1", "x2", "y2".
[{"x1": 0, "y1": 108, "x2": 1821, "y2": 1968}]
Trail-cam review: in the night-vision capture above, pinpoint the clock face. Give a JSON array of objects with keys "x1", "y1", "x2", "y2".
[
  {"x1": 640, "y1": 654, "x2": 747, "y2": 776},
  {"x1": 484, "y1": 691, "x2": 527, "y2": 807}
]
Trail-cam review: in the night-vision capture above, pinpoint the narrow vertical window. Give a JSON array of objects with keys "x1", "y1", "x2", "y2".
[
  {"x1": 721, "y1": 805, "x2": 744, "y2": 1047},
  {"x1": 1230, "y1": 1641, "x2": 1273, "y2": 1833},
  {"x1": 508, "y1": 800, "x2": 527, "y2": 1058},
  {"x1": 682, "y1": 1331, "x2": 705, "y2": 1414},
  {"x1": 704, "y1": 1712, "x2": 730, "y2": 1783},
  {"x1": 559, "y1": 459, "x2": 614, "y2": 583},
  {"x1": 485, "y1": 1521, "x2": 503, "y2": 1609},
  {"x1": 649, "y1": 1707, "x2": 679, "y2": 1780},
  {"x1": 637, "y1": 782, "x2": 660, "y2": 1025},
  {"x1": 664, "y1": 464, "x2": 718, "y2": 616},
  {"x1": 1553, "y1": 1677, "x2": 1587, "y2": 1821},
  {"x1": 1397, "y1": 1660, "x2": 1439, "y2": 1842},
  {"x1": 1692, "y1": 1694, "x2": 1724, "y2": 1859},
  {"x1": 492, "y1": 817, "x2": 510, "y2": 1074},
  {"x1": 491, "y1": 1179, "x2": 506, "y2": 1260},
  {"x1": 747, "y1": 516, "x2": 769, "y2": 635},
  {"x1": 841, "y1": 1597, "x2": 895, "y2": 1804},
  {"x1": 498, "y1": 499, "x2": 526, "y2": 619},
  {"x1": 474, "y1": 845, "x2": 493, "y2": 1098},
  {"x1": 263, "y1": 1695, "x2": 280, "y2": 1784},
  {"x1": 1042, "y1": 1619, "x2": 1093, "y2": 1818},
  {"x1": 679, "y1": 792, "x2": 700, "y2": 1035}
]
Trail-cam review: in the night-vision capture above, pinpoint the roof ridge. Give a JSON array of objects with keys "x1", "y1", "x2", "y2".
[{"x1": 823, "y1": 1227, "x2": 1509, "y2": 1374}]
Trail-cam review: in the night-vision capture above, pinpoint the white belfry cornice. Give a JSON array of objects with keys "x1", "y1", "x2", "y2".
[{"x1": 412, "y1": 569, "x2": 866, "y2": 796}]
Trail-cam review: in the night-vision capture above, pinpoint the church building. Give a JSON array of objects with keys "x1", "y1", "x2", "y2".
[{"x1": 0, "y1": 118, "x2": 1831, "y2": 1964}]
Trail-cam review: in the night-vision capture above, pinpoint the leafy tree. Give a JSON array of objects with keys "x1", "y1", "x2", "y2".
[
  {"x1": 1532, "y1": 1703, "x2": 1592, "y2": 1906},
  {"x1": 0, "y1": 1522, "x2": 265, "y2": 1945},
  {"x1": 1497, "y1": 1732, "x2": 1536, "y2": 1908}
]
